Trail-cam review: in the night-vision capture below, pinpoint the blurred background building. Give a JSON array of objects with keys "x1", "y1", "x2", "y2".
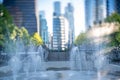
[
  {"x1": 64, "y1": 3, "x2": 75, "y2": 48},
  {"x1": 106, "y1": 0, "x2": 115, "y2": 16},
  {"x1": 85, "y1": 0, "x2": 106, "y2": 30},
  {"x1": 53, "y1": 1, "x2": 69, "y2": 51},
  {"x1": 39, "y1": 11, "x2": 49, "y2": 47},
  {"x1": 3, "y1": 0, "x2": 39, "y2": 34}
]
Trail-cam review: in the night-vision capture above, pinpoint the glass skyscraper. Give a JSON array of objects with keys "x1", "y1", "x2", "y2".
[
  {"x1": 40, "y1": 11, "x2": 48, "y2": 47},
  {"x1": 53, "y1": 1, "x2": 68, "y2": 50},
  {"x1": 53, "y1": 1, "x2": 61, "y2": 16},
  {"x1": 85, "y1": 0, "x2": 106, "y2": 30},
  {"x1": 114, "y1": 0, "x2": 120, "y2": 14},
  {"x1": 3, "y1": 0, "x2": 38, "y2": 34},
  {"x1": 53, "y1": 1, "x2": 61, "y2": 50},
  {"x1": 106, "y1": 0, "x2": 115, "y2": 16},
  {"x1": 94, "y1": 0, "x2": 106, "y2": 23},
  {"x1": 106, "y1": 0, "x2": 120, "y2": 16},
  {"x1": 65, "y1": 3, "x2": 74, "y2": 48},
  {"x1": 85, "y1": 0, "x2": 93, "y2": 29}
]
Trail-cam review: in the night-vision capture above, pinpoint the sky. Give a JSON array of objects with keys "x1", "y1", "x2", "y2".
[{"x1": 38, "y1": 0, "x2": 85, "y2": 37}]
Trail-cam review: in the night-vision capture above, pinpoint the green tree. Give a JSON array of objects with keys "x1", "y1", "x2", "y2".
[
  {"x1": 10, "y1": 26, "x2": 30, "y2": 44},
  {"x1": 31, "y1": 32, "x2": 43, "y2": 46},
  {"x1": 20, "y1": 27, "x2": 30, "y2": 45},
  {"x1": 0, "y1": 4, "x2": 30, "y2": 52},
  {"x1": 74, "y1": 32, "x2": 87, "y2": 45},
  {"x1": 0, "y1": 4, "x2": 14, "y2": 50},
  {"x1": 105, "y1": 12, "x2": 120, "y2": 47},
  {"x1": 109, "y1": 27, "x2": 120, "y2": 47},
  {"x1": 105, "y1": 12, "x2": 120, "y2": 23}
]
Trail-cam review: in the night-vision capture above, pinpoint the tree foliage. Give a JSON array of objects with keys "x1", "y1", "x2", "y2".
[
  {"x1": 31, "y1": 32, "x2": 43, "y2": 46},
  {"x1": 105, "y1": 12, "x2": 120, "y2": 47},
  {"x1": 0, "y1": 4, "x2": 44, "y2": 52},
  {"x1": 109, "y1": 27, "x2": 120, "y2": 47},
  {"x1": 20, "y1": 27, "x2": 30, "y2": 45},
  {"x1": 0, "y1": 4, "x2": 14, "y2": 49},
  {"x1": 105, "y1": 12, "x2": 120, "y2": 23},
  {"x1": 10, "y1": 26, "x2": 30, "y2": 45},
  {"x1": 74, "y1": 32, "x2": 87, "y2": 45}
]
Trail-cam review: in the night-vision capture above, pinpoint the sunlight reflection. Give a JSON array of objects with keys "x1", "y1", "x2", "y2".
[{"x1": 87, "y1": 23, "x2": 119, "y2": 44}]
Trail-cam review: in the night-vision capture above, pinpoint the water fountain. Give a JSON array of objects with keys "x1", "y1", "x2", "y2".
[
  {"x1": 70, "y1": 45, "x2": 87, "y2": 70},
  {"x1": 0, "y1": 24, "x2": 120, "y2": 80},
  {"x1": 0, "y1": 45, "x2": 117, "y2": 80},
  {"x1": 68, "y1": 24, "x2": 120, "y2": 80},
  {"x1": 9, "y1": 55, "x2": 21, "y2": 80},
  {"x1": 0, "y1": 39, "x2": 47, "y2": 80}
]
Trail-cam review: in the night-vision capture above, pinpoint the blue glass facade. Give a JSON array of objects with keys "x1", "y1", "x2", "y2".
[
  {"x1": 94, "y1": 0, "x2": 106, "y2": 23},
  {"x1": 53, "y1": 16, "x2": 61, "y2": 50},
  {"x1": 106, "y1": 0, "x2": 120, "y2": 16},
  {"x1": 106, "y1": 0, "x2": 115, "y2": 16},
  {"x1": 115, "y1": 0, "x2": 120, "y2": 14},
  {"x1": 53, "y1": 1, "x2": 67, "y2": 50},
  {"x1": 0, "y1": 0, "x2": 3, "y2": 4},
  {"x1": 85, "y1": 0, "x2": 94, "y2": 29},
  {"x1": 85, "y1": 0, "x2": 106, "y2": 29},
  {"x1": 40, "y1": 11, "x2": 48, "y2": 46},
  {"x1": 53, "y1": 1, "x2": 61, "y2": 16},
  {"x1": 65, "y1": 3, "x2": 74, "y2": 47},
  {"x1": 53, "y1": 1, "x2": 61, "y2": 50},
  {"x1": 3, "y1": 0, "x2": 38, "y2": 34}
]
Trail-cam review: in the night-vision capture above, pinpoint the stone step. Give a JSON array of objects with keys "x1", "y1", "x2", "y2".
[{"x1": 45, "y1": 61, "x2": 70, "y2": 70}]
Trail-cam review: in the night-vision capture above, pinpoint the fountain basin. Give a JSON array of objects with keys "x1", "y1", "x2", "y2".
[
  {"x1": 0, "y1": 61, "x2": 120, "y2": 80},
  {"x1": 0, "y1": 71, "x2": 119, "y2": 80}
]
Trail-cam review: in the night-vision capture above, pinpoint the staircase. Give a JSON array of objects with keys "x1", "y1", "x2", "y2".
[{"x1": 48, "y1": 51, "x2": 69, "y2": 61}]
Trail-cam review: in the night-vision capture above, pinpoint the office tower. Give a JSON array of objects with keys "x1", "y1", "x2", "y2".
[
  {"x1": 53, "y1": 1, "x2": 61, "y2": 16},
  {"x1": 53, "y1": 1, "x2": 61, "y2": 50},
  {"x1": 3, "y1": 0, "x2": 39, "y2": 34},
  {"x1": 106, "y1": 0, "x2": 115, "y2": 16},
  {"x1": 85, "y1": 0, "x2": 94, "y2": 29},
  {"x1": 94, "y1": 0, "x2": 106, "y2": 24},
  {"x1": 0, "y1": 0, "x2": 3, "y2": 4},
  {"x1": 65, "y1": 3, "x2": 74, "y2": 48},
  {"x1": 53, "y1": 16, "x2": 68, "y2": 50},
  {"x1": 85, "y1": 0, "x2": 106, "y2": 29},
  {"x1": 53, "y1": 1, "x2": 68, "y2": 50},
  {"x1": 106, "y1": 0, "x2": 120, "y2": 16},
  {"x1": 53, "y1": 16, "x2": 61, "y2": 50},
  {"x1": 40, "y1": 11, "x2": 48, "y2": 47},
  {"x1": 48, "y1": 33, "x2": 52, "y2": 49},
  {"x1": 114, "y1": 0, "x2": 120, "y2": 14}
]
